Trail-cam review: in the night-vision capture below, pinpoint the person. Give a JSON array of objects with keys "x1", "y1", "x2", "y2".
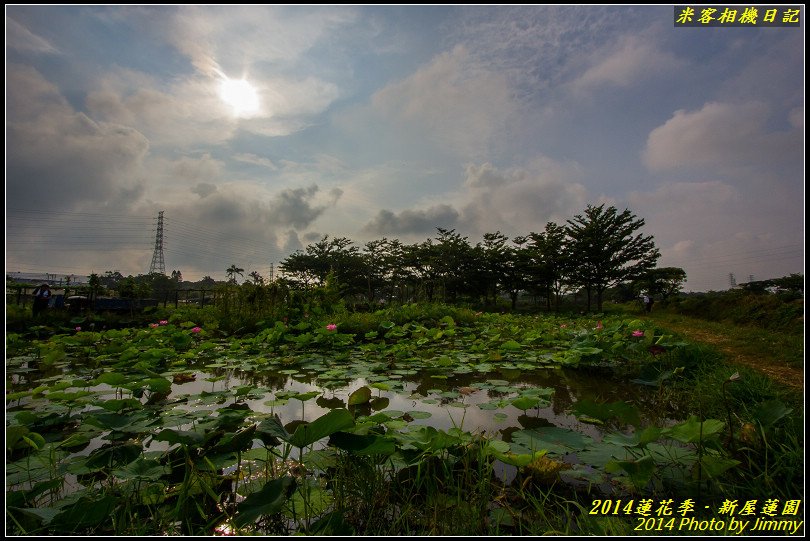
[
  {"x1": 643, "y1": 293, "x2": 654, "y2": 313},
  {"x1": 32, "y1": 283, "x2": 52, "y2": 317}
]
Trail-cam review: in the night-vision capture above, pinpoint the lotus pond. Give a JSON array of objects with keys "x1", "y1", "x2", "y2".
[{"x1": 5, "y1": 309, "x2": 796, "y2": 535}]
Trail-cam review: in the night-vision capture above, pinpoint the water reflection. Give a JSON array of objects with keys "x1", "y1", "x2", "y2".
[
  {"x1": 8, "y1": 352, "x2": 684, "y2": 455},
  {"x1": 166, "y1": 364, "x2": 674, "y2": 445}
]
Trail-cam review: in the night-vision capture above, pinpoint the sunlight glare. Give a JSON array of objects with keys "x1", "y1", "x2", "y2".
[{"x1": 219, "y1": 78, "x2": 260, "y2": 117}]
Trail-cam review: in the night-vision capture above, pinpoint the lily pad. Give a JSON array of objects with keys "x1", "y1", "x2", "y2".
[{"x1": 348, "y1": 386, "x2": 371, "y2": 406}]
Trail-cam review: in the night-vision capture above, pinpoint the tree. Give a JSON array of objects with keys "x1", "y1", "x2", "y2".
[
  {"x1": 405, "y1": 240, "x2": 439, "y2": 302},
  {"x1": 361, "y1": 238, "x2": 396, "y2": 303},
  {"x1": 565, "y1": 204, "x2": 660, "y2": 312},
  {"x1": 88, "y1": 273, "x2": 102, "y2": 301},
  {"x1": 101, "y1": 270, "x2": 125, "y2": 290},
  {"x1": 118, "y1": 275, "x2": 151, "y2": 299},
  {"x1": 170, "y1": 269, "x2": 183, "y2": 283},
  {"x1": 635, "y1": 267, "x2": 687, "y2": 300},
  {"x1": 279, "y1": 251, "x2": 319, "y2": 289},
  {"x1": 226, "y1": 265, "x2": 245, "y2": 284},
  {"x1": 146, "y1": 272, "x2": 174, "y2": 299},
  {"x1": 771, "y1": 273, "x2": 804, "y2": 294},
  {"x1": 432, "y1": 228, "x2": 474, "y2": 303},
  {"x1": 279, "y1": 235, "x2": 364, "y2": 294},
  {"x1": 502, "y1": 236, "x2": 533, "y2": 310},
  {"x1": 527, "y1": 222, "x2": 569, "y2": 311},
  {"x1": 475, "y1": 231, "x2": 510, "y2": 307}
]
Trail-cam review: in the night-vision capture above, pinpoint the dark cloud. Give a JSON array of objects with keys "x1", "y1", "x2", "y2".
[
  {"x1": 302, "y1": 231, "x2": 324, "y2": 243},
  {"x1": 192, "y1": 183, "x2": 218, "y2": 198},
  {"x1": 358, "y1": 160, "x2": 587, "y2": 241},
  {"x1": 363, "y1": 204, "x2": 459, "y2": 235},
  {"x1": 266, "y1": 184, "x2": 338, "y2": 229},
  {"x1": 458, "y1": 161, "x2": 586, "y2": 236},
  {"x1": 281, "y1": 230, "x2": 304, "y2": 252},
  {"x1": 194, "y1": 195, "x2": 247, "y2": 224},
  {"x1": 6, "y1": 64, "x2": 149, "y2": 214}
]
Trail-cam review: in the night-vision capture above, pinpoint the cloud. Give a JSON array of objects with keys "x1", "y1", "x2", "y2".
[
  {"x1": 459, "y1": 159, "x2": 587, "y2": 235},
  {"x1": 266, "y1": 185, "x2": 341, "y2": 229},
  {"x1": 447, "y1": 6, "x2": 647, "y2": 97},
  {"x1": 153, "y1": 6, "x2": 348, "y2": 137},
  {"x1": 170, "y1": 153, "x2": 225, "y2": 183},
  {"x1": 370, "y1": 45, "x2": 518, "y2": 160},
  {"x1": 192, "y1": 183, "x2": 217, "y2": 198},
  {"x1": 233, "y1": 153, "x2": 278, "y2": 170},
  {"x1": 643, "y1": 101, "x2": 802, "y2": 173},
  {"x1": 6, "y1": 17, "x2": 60, "y2": 54},
  {"x1": 361, "y1": 158, "x2": 587, "y2": 239},
  {"x1": 6, "y1": 64, "x2": 149, "y2": 214},
  {"x1": 281, "y1": 230, "x2": 304, "y2": 253},
  {"x1": 146, "y1": 182, "x2": 342, "y2": 277},
  {"x1": 169, "y1": 6, "x2": 357, "y2": 76},
  {"x1": 363, "y1": 205, "x2": 460, "y2": 235},
  {"x1": 86, "y1": 69, "x2": 239, "y2": 147},
  {"x1": 257, "y1": 76, "x2": 341, "y2": 117},
  {"x1": 571, "y1": 33, "x2": 685, "y2": 92},
  {"x1": 86, "y1": 64, "x2": 341, "y2": 146}
]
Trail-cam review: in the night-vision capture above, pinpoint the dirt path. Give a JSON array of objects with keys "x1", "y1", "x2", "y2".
[{"x1": 647, "y1": 317, "x2": 804, "y2": 392}]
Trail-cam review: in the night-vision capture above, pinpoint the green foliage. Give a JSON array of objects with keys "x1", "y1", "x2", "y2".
[
  {"x1": 213, "y1": 281, "x2": 289, "y2": 334},
  {"x1": 634, "y1": 266, "x2": 687, "y2": 299},
  {"x1": 661, "y1": 288, "x2": 803, "y2": 333},
  {"x1": 565, "y1": 204, "x2": 660, "y2": 312},
  {"x1": 4, "y1": 307, "x2": 803, "y2": 535}
]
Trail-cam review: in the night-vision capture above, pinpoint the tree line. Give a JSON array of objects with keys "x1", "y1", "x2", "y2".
[
  {"x1": 278, "y1": 204, "x2": 685, "y2": 313},
  {"x1": 35, "y1": 204, "x2": 686, "y2": 314}
]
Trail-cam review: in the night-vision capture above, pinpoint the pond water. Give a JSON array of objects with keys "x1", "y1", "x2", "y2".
[
  {"x1": 7, "y1": 345, "x2": 688, "y2": 493},
  {"x1": 8, "y1": 353, "x2": 682, "y2": 447},
  {"x1": 171, "y1": 364, "x2": 672, "y2": 436},
  {"x1": 191, "y1": 363, "x2": 687, "y2": 490}
]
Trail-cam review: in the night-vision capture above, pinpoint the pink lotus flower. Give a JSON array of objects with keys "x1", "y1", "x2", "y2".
[
  {"x1": 191, "y1": 326, "x2": 202, "y2": 333},
  {"x1": 159, "y1": 320, "x2": 169, "y2": 326},
  {"x1": 632, "y1": 330, "x2": 644, "y2": 337},
  {"x1": 75, "y1": 326, "x2": 82, "y2": 332},
  {"x1": 149, "y1": 323, "x2": 159, "y2": 328},
  {"x1": 560, "y1": 324, "x2": 568, "y2": 328},
  {"x1": 596, "y1": 321, "x2": 603, "y2": 330},
  {"x1": 326, "y1": 323, "x2": 337, "y2": 331}
]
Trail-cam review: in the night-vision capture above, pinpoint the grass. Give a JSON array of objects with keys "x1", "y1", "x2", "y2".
[{"x1": 646, "y1": 310, "x2": 804, "y2": 369}]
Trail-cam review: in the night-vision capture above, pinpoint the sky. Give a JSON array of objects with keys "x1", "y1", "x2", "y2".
[{"x1": 5, "y1": 5, "x2": 805, "y2": 292}]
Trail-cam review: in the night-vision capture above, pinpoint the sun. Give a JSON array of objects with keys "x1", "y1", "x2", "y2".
[{"x1": 219, "y1": 77, "x2": 260, "y2": 117}]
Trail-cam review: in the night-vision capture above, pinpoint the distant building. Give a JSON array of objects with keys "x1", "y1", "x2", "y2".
[{"x1": 6, "y1": 272, "x2": 89, "y2": 286}]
